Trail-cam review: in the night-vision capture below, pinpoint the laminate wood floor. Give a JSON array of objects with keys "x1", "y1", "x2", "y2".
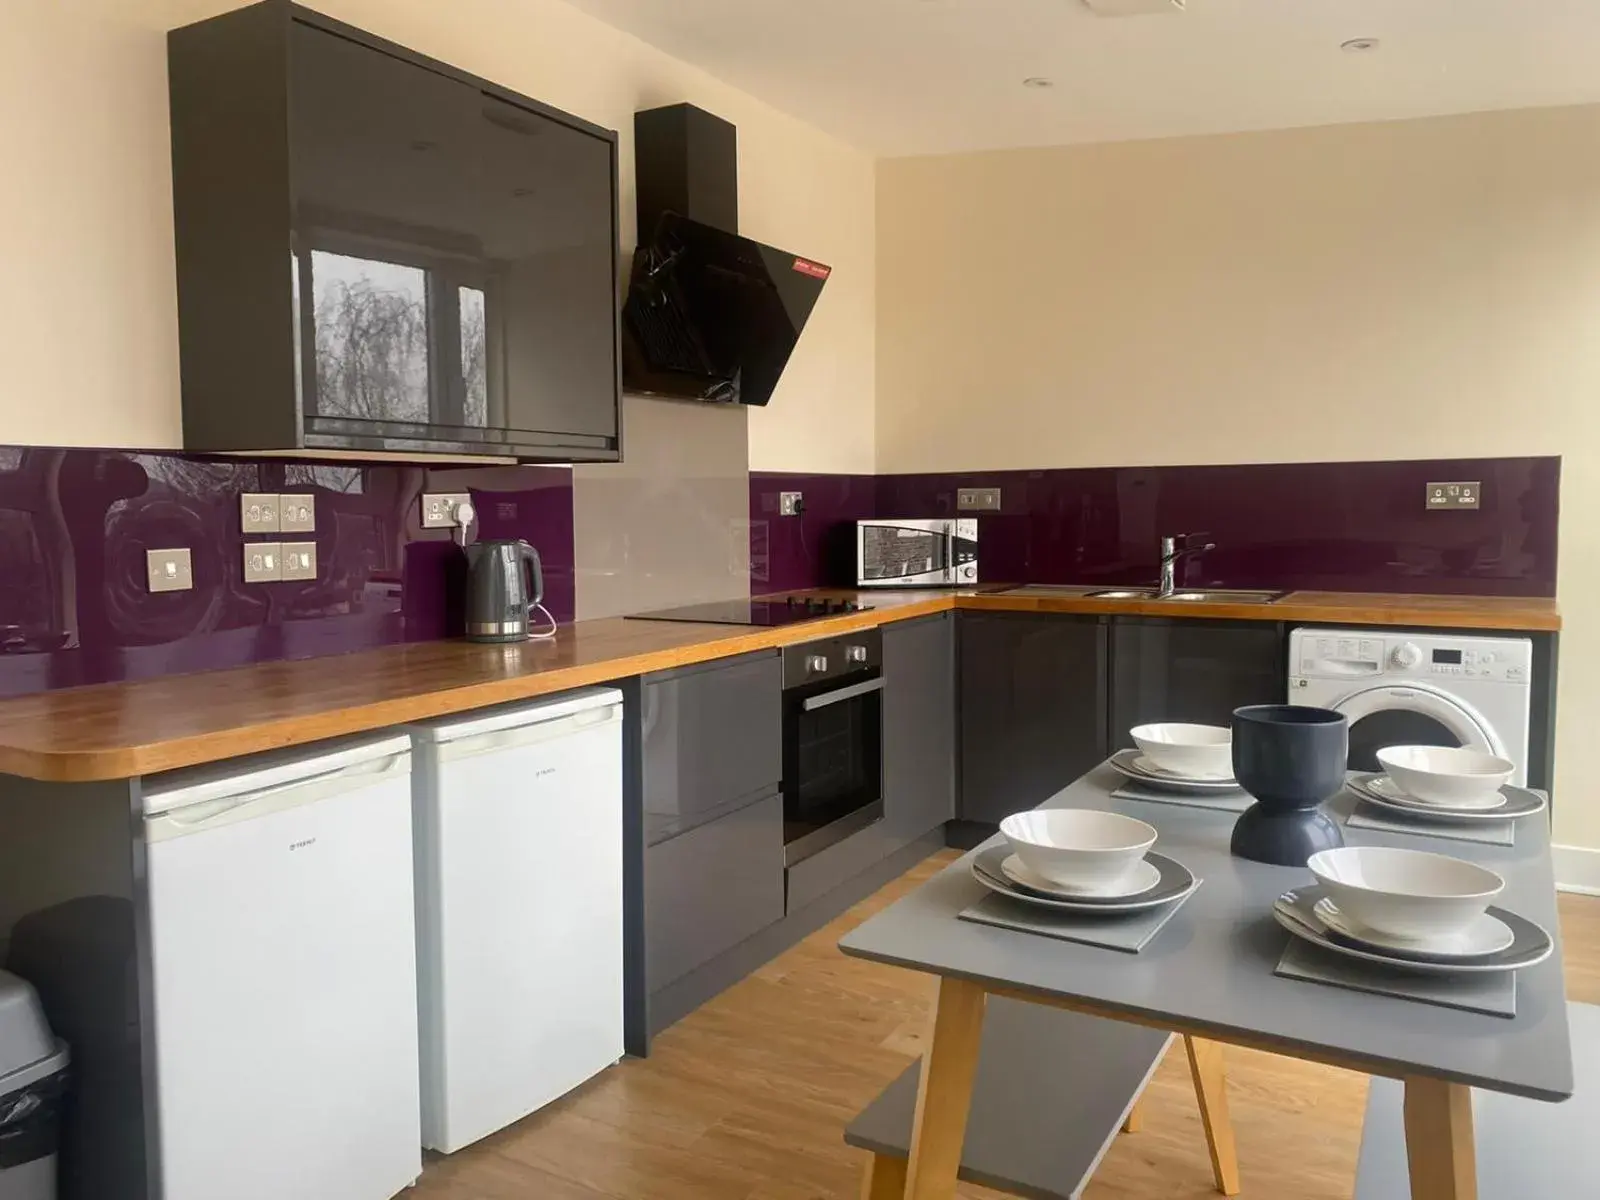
[{"x1": 410, "y1": 850, "x2": 1600, "y2": 1200}]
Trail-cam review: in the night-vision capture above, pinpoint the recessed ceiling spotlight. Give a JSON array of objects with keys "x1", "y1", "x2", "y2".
[
  {"x1": 1340, "y1": 37, "x2": 1380, "y2": 53},
  {"x1": 1022, "y1": 77, "x2": 1055, "y2": 89}
]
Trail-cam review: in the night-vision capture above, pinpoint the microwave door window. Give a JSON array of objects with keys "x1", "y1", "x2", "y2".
[{"x1": 864, "y1": 528, "x2": 946, "y2": 581}]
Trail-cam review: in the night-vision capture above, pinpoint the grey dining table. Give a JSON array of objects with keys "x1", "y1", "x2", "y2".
[{"x1": 838, "y1": 764, "x2": 1573, "y2": 1200}]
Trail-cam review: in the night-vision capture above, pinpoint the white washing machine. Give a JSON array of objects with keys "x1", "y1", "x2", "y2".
[{"x1": 1289, "y1": 628, "x2": 1533, "y2": 784}]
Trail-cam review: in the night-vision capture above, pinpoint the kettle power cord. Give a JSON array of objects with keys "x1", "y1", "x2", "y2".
[{"x1": 528, "y1": 602, "x2": 558, "y2": 642}]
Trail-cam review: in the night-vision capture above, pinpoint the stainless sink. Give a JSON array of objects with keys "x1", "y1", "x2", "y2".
[
  {"x1": 1081, "y1": 588, "x2": 1284, "y2": 604},
  {"x1": 1001, "y1": 585, "x2": 1286, "y2": 604},
  {"x1": 1161, "y1": 590, "x2": 1285, "y2": 604}
]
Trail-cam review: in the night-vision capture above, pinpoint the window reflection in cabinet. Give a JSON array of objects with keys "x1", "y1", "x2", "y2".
[{"x1": 295, "y1": 240, "x2": 502, "y2": 436}]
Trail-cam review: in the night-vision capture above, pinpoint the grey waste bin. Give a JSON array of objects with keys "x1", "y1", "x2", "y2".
[{"x1": 0, "y1": 972, "x2": 68, "y2": 1200}]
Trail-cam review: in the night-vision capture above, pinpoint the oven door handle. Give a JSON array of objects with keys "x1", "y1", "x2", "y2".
[{"x1": 801, "y1": 677, "x2": 885, "y2": 712}]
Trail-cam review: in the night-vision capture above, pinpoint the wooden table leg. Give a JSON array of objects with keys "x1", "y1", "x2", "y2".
[
  {"x1": 1403, "y1": 1078, "x2": 1477, "y2": 1200},
  {"x1": 1122, "y1": 1097, "x2": 1145, "y2": 1134},
  {"x1": 1185, "y1": 1035, "x2": 1241, "y2": 1196},
  {"x1": 903, "y1": 976, "x2": 987, "y2": 1200},
  {"x1": 860, "y1": 1152, "x2": 908, "y2": 1200}
]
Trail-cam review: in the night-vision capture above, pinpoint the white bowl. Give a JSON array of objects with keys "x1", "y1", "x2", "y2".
[
  {"x1": 1000, "y1": 809, "x2": 1157, "y2": 890},
  {"x1": 1376, "y1": 745, "x2": 1515, "y2": 807},
  {"x1": 1307, "y1": 846, "x2": 1504, "y2": 943},
  {"x1": 1131, "y1": 723, "x2": 1233, "y2": 779}
]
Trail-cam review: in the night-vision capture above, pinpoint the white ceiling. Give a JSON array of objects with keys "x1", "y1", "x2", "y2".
[{"x1": 560, "y1": 0, "x2": 1600, "y2": 156}]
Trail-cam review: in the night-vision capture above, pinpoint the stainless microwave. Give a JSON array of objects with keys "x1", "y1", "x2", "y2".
[{"x1": 856, "y1": 518, "x2": 979, "y2": 587}]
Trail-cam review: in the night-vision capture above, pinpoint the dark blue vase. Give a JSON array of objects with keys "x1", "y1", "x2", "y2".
[{"x1": 1230, "y1": 705, "x2": 1349, "y2": 867}]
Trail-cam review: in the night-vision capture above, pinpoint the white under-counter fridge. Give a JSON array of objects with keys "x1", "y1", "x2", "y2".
[
  {"x1": 141, "y1": 732, "x2": 421, "y2": 1200},
  {"x1": 410, "y1": 686, "x2": 625, "y2": 1154}
]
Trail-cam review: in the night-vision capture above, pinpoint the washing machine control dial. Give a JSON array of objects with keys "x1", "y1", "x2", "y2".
[{"x1": 1390, "y1": 642, "x2": 1423, "y2": 670}]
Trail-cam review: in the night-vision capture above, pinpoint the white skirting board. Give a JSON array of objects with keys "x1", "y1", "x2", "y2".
[{"x1": 1553, "y1": 844, "x2": 1600, "y2": 895}]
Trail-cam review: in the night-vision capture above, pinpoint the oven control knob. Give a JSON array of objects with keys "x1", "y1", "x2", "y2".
[
  {"x1": 1391, "y1": 642, "x2": 1423, "y2": 669},
  {"x1": 806, "y1": 654, "x2": 828, "y2": 674},
  {"x1": 845, "y1": 645, "x2": 868, "y2": 664}
]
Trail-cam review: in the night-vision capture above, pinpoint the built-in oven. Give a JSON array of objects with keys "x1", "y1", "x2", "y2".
[
  {"x1": 856, "y1": 518, "x2": 978, "y2": 587},
  {"x1": 781, "y1": 629, "x2": 884, "y2": 866}
]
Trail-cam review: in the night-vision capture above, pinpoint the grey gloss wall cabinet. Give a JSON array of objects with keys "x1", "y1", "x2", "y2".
[
  {"x1": 959, "y1": 613, "x2": 1108, "y2": 825},
  {"x1": 641, "y1": 654, "x2": 783, "y2": 994},
  {"x1": 167, "y1": 3, "x2": 622, "y2": 462},
  {"x1": 883, "y1": 614, "x2": 956, "y2": 844},
  {"x1": 1109, "y1": 618, "x2": 1286, "y2": 749}
]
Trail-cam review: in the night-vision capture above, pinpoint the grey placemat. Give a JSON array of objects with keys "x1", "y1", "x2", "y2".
[
  {"x1": 958, "y1": 881, "x2": 1199, "y2": 954},
  {"x1": 1111, "y1": 780, "x2": 1253, "y2": 813},
  {"x1": 1275, "y1": 936, "x2": 1515, "y2": 1018},
  {"x1": 1345, "y1": 798, "x2": 1514, "y2": 847}
]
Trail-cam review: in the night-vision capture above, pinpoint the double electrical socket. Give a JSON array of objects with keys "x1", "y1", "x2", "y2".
[
  {"x1": 241, "y1": 493, "x2": 316, "y2": 534},
  {"x1": 1426, "y1": 481, "x2": 1481, "y2": 511},
  {"x1": 243, "y1": 542, "x2": 318, "y2": 583}
]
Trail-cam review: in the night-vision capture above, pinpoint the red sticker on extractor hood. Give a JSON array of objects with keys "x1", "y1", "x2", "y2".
[{"x1": 792, "y1": 258, "x2": 832, "y2": 280}]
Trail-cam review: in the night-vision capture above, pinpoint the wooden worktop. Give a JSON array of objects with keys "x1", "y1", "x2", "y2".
[
  {"x1": 959, "y1": 587, "x2": 1562, "y2": 631},
  {"x1": 0, "y1": 588, "x2": 1557, "y2": 784}
]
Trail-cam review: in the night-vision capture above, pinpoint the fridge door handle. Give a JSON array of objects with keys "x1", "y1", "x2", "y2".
[
  {"x1": 436, "y1": 705, "x2": 623, "y2": 761},
  {"x1": 145, "y1": 752, "x2": 411, "y2": 834}
]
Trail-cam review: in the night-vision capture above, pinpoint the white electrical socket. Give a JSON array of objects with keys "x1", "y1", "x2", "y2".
[
  {"x1": 279, "y1": 494, "x2": 315, "y2": 533},
  {"x1": 146, "y1": 548, "x2": 194, "y2": 593},
  {"x1": 241, "y1": 493, "x2": 279, "y2": 534},
  {"x1": 243, "y1": 543, "x2": 281, "y2": 583},
  {"x1": 421, "y1": 492, "x2": 473, "y2": 529},
  {"x1": 281, "y1": 542, "x2": 317, "y2": 581}
]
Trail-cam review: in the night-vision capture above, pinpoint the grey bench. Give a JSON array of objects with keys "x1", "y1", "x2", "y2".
[
  {"x1": 846, "y1": 996, "x2": 1237, "y2": 1200},
  {"x1": 1354, "y1": 1000, "x2": 1598, "y2": 1198}
]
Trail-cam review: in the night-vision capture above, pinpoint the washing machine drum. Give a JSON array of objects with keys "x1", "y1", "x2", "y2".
[{"x1": 1331, "y1": 683, "x2": 1503, "y2": 775}]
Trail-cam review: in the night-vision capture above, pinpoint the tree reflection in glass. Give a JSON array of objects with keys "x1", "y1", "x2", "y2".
[
  {"x1": 312, "y1": 251, "x2": 429, "y2": 423},
  {"x1": 459, "y1": 285, "x2": 488, "y2": 428}
]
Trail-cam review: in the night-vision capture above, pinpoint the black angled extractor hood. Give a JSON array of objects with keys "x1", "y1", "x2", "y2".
[{"x1": 621, "y1": 104, "x2": 830, "y2": 407}]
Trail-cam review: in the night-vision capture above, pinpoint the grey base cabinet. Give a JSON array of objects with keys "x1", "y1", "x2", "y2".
[
  {"x1": 1109, "y1": 618, "x2": 1285, "y2": 748},
  {"x1": 641, "y1": 652, "x2": 782, "y2": 846},
  {"x1": 959, "y1": 613, "x2": 1107, "y2": 825},
  {"x1": 644, "y1": 794, "x2": 785, "y2": 993},
  {"x1": 882, "y1": 613, "x2": 957, "y2": 847},
  {"x1": 641, "y1": 651, "x2": 784, "y2": 996}
]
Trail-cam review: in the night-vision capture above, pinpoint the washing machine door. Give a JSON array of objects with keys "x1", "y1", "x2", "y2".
[{"x1": 1330, "y1": 683, "x2": 1504, "y2": 774}]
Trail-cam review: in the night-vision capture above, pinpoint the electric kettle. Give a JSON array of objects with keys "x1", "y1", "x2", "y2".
[{"x1": 464, "y1": 540, "x2": 544, "y2": 643}]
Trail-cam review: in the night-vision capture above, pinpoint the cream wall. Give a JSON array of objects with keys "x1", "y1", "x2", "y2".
[
  {"x1": 877, "y1": 104, "x2": 1600, "y2": 857},
  {"x1": 0, "y1": 0, "x2": 875, "y2": 471}
]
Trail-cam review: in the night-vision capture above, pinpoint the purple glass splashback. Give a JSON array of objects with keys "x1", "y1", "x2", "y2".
[
  {"x1": 754, "y1": 458, "x2": 1559, "y2": 597},
  {"x1": 750, "y1": 472, "x2": 878, "y2": 592},
  {"x1": 0, "y1": 447, "x2": 574, "y2": 699}
]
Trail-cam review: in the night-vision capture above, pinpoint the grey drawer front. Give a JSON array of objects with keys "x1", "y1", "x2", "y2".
[
  {"x1": 785, "y1": 818, "x2": 894, "y2": 914},
  {"x1": 645, "y1": 793, "x2": 785, "y2": 992},
  {"x1": 643, "y1": 652, "x2": 781, "y2": 844}
]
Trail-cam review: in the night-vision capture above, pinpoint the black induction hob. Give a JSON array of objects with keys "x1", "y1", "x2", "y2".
[{"x1": 625, "y1": 595, "x2": 874, "y2": 627}]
